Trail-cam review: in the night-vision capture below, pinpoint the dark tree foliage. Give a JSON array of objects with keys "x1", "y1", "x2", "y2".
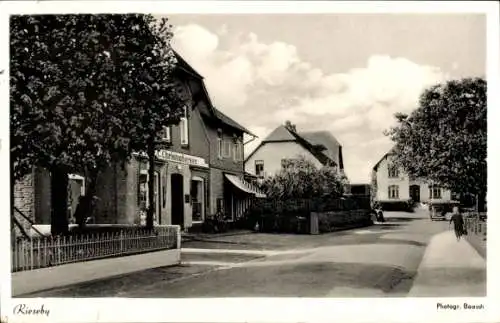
[
  {"x1": 385, "y1": 77, "x2": 486, "y2": 210},
  {"x1": 261, "y1": 157, "x2": 348, "y2": 200},
  {"x1": 10, "y1": 14, "x2": 186, "y2": 234}
]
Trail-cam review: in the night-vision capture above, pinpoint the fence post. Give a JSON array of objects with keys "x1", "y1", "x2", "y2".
[
  {"x1": 30, "y1": 237, "x2": 33, "y2": 270},
  {"x1": 120, "y1": 230, "x2": 124, "y2": 253},
  {"x1": 176, "y1": 225, "x2": 181, "y2": 249}
]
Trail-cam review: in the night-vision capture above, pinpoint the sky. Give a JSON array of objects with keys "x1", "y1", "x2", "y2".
[{"x1": 167, "y1": 14, "x2": 486, "y2": 183}]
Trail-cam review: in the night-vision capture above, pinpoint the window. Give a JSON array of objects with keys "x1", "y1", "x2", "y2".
[
  {"x1": 180, "y1": 106, "x2": 189, "y2": 146},
  {"x1": 429, "y1": 185, "x2": 442, "y2": 199},
  {"x1": 233, "y1": 140, "x2": 243, "y2": 161},
  {"x1": 223, "y1": 140, "x2": 231, "y2": 158},
  {"x1": 159, "y1": 126, "x2": 171, "y2": 142},
  {"x1": 388, "y1": 164, "x2": 399, "y2": 178},
  {"x1": 217, "y1": 133, "x2": 223, "y2": 159},
  {"x1": 388, "y1": 185, "x2": 399, "y2": 199},
  {"x1": 255, "y1": 160, "x2": 264, "y2": 177}
]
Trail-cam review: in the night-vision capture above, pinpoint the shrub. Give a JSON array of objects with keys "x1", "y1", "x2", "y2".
[
  {"x1": 260, "y1": 156, "x2": 348, "y2": 200},
  {"x1": 378, "y1": 199, "x2": 415, "y2": 212}
]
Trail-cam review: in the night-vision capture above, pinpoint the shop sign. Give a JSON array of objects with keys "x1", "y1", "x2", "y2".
[{"x1": 155, "y1": 150, "x2": 209, "y2": 168}]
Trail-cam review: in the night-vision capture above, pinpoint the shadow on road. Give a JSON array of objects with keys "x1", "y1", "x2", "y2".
[
  {"x1": 377, "y1": 223, "x2": 404, "y2": 230},
  {"x1": 383, "y1": 217, "x2": 423, "y2": 223}
]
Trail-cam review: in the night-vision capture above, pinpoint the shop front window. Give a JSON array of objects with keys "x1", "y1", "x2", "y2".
[{"x1": 137, "y1": 171, "x2": 160, "y2": 225}]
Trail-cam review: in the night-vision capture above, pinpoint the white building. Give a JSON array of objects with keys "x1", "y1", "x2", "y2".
[
  {"x1": 372, "y1": 152, "x2": 452, "y2": 203},
  {"x1": 244, "y1": 122, "x2": 344, "y2": 178}
]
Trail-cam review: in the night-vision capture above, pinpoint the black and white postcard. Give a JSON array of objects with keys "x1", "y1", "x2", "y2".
[{"x1": 1, "y1": 1, "x2": 499, "y2": 322}]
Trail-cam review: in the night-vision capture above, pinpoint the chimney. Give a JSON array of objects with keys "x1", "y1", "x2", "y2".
[{"x1": 284, "y1": 120, "x2": 297, "y2": 133}]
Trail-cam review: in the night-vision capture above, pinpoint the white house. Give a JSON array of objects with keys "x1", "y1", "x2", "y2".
[
  {"x1": 244, "y1": 122, "x2": 344, "y2": 178},
  {"x1": 372, "y1": 152, "x2": 452, "y2": 204}
]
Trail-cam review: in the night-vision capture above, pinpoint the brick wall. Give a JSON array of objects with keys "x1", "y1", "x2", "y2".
[
  {"x1": 96, "y1": 159, "x2": 142, "y2": 225},
  {"x1": 12, "y1": 171, "x2": 36, "y2": 237},
  {"x1": 209, "y1": 168, "x2": 224, "y2": 215},
  {"x1": 13, "y1": 172, "x2": 35, "y2": 221},
  {"x1": 168, "y1": 106, "x2": 210, "y2": 163},
  {"x1": 95, "y1": 164, "x2": 119, "y2": 224}
]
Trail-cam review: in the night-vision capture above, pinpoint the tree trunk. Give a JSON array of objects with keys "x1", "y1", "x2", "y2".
[
  {"x1": 50, "y1": 166, "x2": 69, "y2": 235},
  {"x1": 477, "y1": 191, "x2": 486, "y2": 213},
  {"x1": 146, "y1": 139, "x2": 155, "y2": 230},
  {"x1": 11, "y1": 163, "x2": 16, "y2": 246}
]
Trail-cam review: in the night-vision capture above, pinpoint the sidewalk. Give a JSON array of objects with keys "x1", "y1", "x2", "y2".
[
  {"x1": 408, "y1": 230, "x2": 486, "y2": 297},
  {"x1": 12, "y1": 248, "x2": 180, "y2": 297}
]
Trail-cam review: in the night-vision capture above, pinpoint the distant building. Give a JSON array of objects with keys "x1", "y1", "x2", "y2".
[
  {"x1": 244, "y1": 121, "x2": 345, "y2": 178},
  {"x1": 372, "y1": 152, "x2": 452, "y2": 204},
  {"x1": 347, "y1": 184, "x2": 371, "y2": 196}
]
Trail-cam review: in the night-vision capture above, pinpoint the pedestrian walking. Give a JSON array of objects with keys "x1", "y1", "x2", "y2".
[{"x1": 449, "y1": 206, "x2": 465, "y2": 241}]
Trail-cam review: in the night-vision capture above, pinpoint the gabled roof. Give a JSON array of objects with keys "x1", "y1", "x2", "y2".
[
  {"x1": 372, "y1": 147, "x2": 398, "y2": 171},
  {"x1": 245, "y1": 125, "x2": 337, "y2": 167},
  {"x1": 173, "y1": 50, "x2": 204, "y2": 80},
  {"x1": 262, "y1": 125, "x2": 297, "y2": 142},
  {"x1": 300, "y1": 131, "x2": 344, "y2": 169},
  {"x1": 300, "y1": 131, "x2": 341, "y2": 160},
  {"x1": 372, "y1": 153, "x2": 389, "y2": 172},
  {"x1": 213, "y1": 107, "x2": 256, "y2": 137},
  {"x1": 174, "y1": 51, "x2": 255, "y2": 137}
]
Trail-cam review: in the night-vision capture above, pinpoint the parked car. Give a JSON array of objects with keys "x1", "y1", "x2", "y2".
[{"x1": 428, "y1": 200, "x2": 459, "y2": 221}]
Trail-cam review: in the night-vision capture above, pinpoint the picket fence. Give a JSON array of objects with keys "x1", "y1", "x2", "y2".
[
  {"x1": 464, "y1": 214, "x2": 487, "y2": 237},
  {"x1": 11, "y1": 225, "x2": 180, "y2": 272}
]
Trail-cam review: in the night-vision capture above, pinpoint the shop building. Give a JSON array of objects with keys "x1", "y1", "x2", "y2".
[{"x1": 12, "y1": 52, "x2": 264, "y2": 233}]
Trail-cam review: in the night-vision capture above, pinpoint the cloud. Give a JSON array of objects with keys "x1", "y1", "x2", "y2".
[{"x1": 172, "y1": 24, "x2": 449, "y2": 182}]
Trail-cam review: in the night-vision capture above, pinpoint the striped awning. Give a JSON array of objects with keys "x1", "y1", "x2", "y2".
[{"x1": 224, "y1": 174, "x2": 266, "y2": 198}]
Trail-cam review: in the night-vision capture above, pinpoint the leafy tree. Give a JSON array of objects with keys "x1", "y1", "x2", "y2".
[
  {"x1": 10, "y1": 14, "x2": 186, "y2": 234},
  {"x1": 385, "y1": 77, "x2": 486, "y2": 211},
  {"x1": 126, "y1": 17, "x2": 186, "y2": 229},
  {"x1": 261, "y1": 156, "x2": 348, "y2": 199}
]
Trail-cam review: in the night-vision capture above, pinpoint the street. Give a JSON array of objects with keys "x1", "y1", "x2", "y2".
[{"x1": 20, "y1": 210, "x2": 485, "y2": 298}]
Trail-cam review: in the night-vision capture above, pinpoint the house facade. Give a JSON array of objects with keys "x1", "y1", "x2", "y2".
[
  {"x1": 12, "y1": 51, "x2": 263, "y2": 233},
  {"x1": 79, "y1": 52, "x2": 264, "y2": 230},
  {"x1": 244, "y1": 122, "x2": 345, "y2": 178},
  {"x1": 372, "y1": 153, "x2": 452, "y2": 203}
]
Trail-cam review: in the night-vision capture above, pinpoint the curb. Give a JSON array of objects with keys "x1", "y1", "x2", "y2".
[{"x1": 182, "y1": 230, "x2": 253, "y2": 242}]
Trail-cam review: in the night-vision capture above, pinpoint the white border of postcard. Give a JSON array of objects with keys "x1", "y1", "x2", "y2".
[{"x1": 1, "y1": 1, "x2": 499, "y2": 322}]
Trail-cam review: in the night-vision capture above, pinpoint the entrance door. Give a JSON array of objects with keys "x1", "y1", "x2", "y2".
[
  {"x1": 190, "y1": 179, "x2": 204, "y2": 222},
  {"x1": 410, "y1": 185, "x2": 420, "y2": 203},
  {"x1": 171, "y1": 174, "x2": 184, "y2": 228}
]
